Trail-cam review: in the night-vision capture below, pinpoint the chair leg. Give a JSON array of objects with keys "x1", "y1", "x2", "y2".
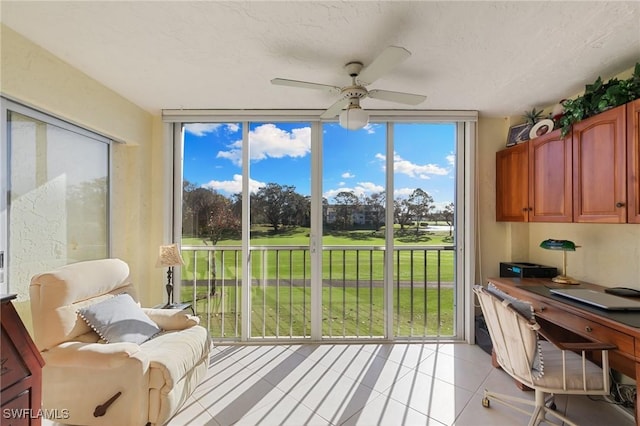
[
  {"x1": 484, "y1": 388, "x2": 578, "y2": 426},
  {"x1": 529, "y1": 390, "x2": 579, "y2": 426}
]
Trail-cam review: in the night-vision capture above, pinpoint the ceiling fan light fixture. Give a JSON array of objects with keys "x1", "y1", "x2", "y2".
[{"x1": 339, "y1": 105, "x2": 369, "y2": 130}]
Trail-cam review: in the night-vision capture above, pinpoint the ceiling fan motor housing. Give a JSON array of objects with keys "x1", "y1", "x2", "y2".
[{"x1": 341, "y1": 86, "x2": 368, "y2": 100}]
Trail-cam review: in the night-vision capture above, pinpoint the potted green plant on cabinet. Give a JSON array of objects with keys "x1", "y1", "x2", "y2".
[{"x1": 559, "y1": 62, "x2": 640, "y2": 137}]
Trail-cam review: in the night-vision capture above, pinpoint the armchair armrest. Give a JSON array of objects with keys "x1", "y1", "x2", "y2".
[
  {"x1": 44, "y1": 341, "x2": 149, "y2": 369},
  {"x1": 142, "y1": 308, "x2": 200, "y2": 330}
]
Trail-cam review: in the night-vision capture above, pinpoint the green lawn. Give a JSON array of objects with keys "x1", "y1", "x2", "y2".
[
  {"x1": 181, "y1": 225, "x2": 455, "y2": 282},
  {"x1": 190, "y1": 286, "x2": 454, "y2": 339},
  {"x1": 180, "y1": 225, "x2": 455, "y2": 339}
]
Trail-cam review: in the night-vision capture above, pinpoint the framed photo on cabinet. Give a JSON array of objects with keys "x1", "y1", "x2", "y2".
[{"x1": 506, "y1": 123, "x2": 531, "y2": 147}]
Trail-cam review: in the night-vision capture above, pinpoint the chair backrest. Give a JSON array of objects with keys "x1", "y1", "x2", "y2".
[
  {"x1": 29, "y1": 258, "x2": 137, "y2": 351},
  {"x1": 474, "y1": 285, "x2": 542, "y2": 383}
]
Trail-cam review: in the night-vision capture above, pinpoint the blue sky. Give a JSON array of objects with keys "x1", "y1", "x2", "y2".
[{"x1": 183, "y1": 121, "x2": 455, "y2": 210}]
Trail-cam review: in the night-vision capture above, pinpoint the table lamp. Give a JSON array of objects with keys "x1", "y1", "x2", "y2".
[
  {"x1": 156, "y1": 244, "x2": 185, "y2": 306},
  {"x1": 539, "y1": 239, "x2": 579, "y2": 284}
]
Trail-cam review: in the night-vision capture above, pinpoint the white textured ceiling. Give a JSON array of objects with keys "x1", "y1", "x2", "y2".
[{"x1": 1, "y1": 1, "x2": 639, "y2": 117}]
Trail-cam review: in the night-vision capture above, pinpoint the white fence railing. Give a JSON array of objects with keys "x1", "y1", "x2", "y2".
[{"x1": 180, "y1": 245, "x2": 455, "y2": 341}]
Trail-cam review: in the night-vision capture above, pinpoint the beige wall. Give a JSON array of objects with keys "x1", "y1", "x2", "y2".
[{"x1": 1, "y1": 25, "x2": 169, "y2": 328}]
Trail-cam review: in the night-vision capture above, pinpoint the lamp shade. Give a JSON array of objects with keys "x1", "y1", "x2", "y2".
[
  {"x1": 339, "y1": 106, "x2": 369, "y2": 130},
  {"x1": 539, "y1": 239, "x2": 576, "y2": 251},
  {"x1": 156, "y1": 244, "x2": 185, "y2": 268},
  {"x1": 539, "y1": 239, "x2": 579, "y2": 284}
]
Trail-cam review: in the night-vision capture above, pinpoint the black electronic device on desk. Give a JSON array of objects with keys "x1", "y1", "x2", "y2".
[
  {"x1": 500, "y1": 262, "x2": 557, "y2": 278},
  {"x1": 605, "y1": 287, "x2": 640, "y2": 297}
]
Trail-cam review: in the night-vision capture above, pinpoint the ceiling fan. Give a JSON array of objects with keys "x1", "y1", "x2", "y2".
[{"x1": 271, "y1": 46, "x2": 427, "y2": 130}]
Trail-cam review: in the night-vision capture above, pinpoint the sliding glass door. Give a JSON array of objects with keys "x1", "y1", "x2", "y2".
[
  {"x1": 1, "y1": 99, "x2": 111, "y2": 299},
  {"x1": 172, "y1": 112, "x2": 474, "y2": 342}
]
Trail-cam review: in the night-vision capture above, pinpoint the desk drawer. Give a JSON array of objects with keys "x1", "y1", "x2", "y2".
[{"x1": 533, "y1": 302, "x2": 635, "y2": 354}]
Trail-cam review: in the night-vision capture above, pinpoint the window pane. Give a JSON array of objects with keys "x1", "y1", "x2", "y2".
[
  {"x1": 248, "y1": 122, "x2": 311, "y2": 339},
  {"x1": 392, "y1": 123, "x2": 456, "y2": 337},
  {"x1": 322, "y1": 123, "x2": 387, "y2": 338},
  {"x1": 181, "y1": 122, "x2": 243, "y2": 339},
  {"x1": 8, "y1": 111, "x2": 109, "y2": 299}
]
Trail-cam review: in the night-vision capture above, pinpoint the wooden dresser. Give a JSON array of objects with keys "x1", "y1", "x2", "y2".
[{"x1": 1, "y1": 294, "x2": 45, "y2": 426}]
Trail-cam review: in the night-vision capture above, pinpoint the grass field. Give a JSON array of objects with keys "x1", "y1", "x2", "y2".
[
  {"x1": 180, "y1": 225, "x2": 456, "y2": 339},
  {"x1": 181, "y1": 225, "x2": 455, "y2": 282},
  {"x1": 191, "y1": 286, "x2": 454, "y2": 339}
]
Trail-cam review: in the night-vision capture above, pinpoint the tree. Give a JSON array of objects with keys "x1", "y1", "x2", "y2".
[
  {"x1": 442, "y1": 202, "x2": 455, "y2": 236},
  {"x1": 182, "y1": 183, "x2": 241, "y2": 297},
  {"x1": 407, "y1": 188, "x2": 434, "y2": 235},
  {"x1": 253, "y1": 183, "x2": 298, "y2": 232},
  {"x1": 394, "y1": 197, "x2": 413, "y2": 230},
  {"x1": 362, "y1": 191, "x2": 385, "y2": 231},
  {"x1": 204, "y1": 193, "x2": 241, "y2": 245},
  {"x1": 334, "y1": 191, "x2": 359, "y2": 230},
  {"x1": 182, "y1": 181, "x2": 218, "y2": 239}
]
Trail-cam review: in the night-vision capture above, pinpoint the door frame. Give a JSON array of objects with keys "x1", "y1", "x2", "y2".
[{"x1": 165, "y1": 109, "x2": 477, "y2": 343}]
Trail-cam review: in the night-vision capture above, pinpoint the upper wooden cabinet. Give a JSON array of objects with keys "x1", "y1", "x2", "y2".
[
  {"x1": 496, "y1": 142, "x2": 528, "y2": 221},
  {"x1": 496, "y1": 130, "x2": 572, "y2": 223},
  {"x1": 572, "y1": 104, "x2": 626, "y2": 223},
  {"x1": 529, "y1": 129, "x2": 573, "y2": 222},
  {"x1": 496, "y1": 100, "x2": 640, "y2": 223},
  {"x1": 628, "y1": 99, "x2": 640, "y2": 224}
]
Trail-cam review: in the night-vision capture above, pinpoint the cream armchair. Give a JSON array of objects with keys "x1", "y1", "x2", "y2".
[{"x1": 29, "y1": 258, "x2": 211, "y2": 426}]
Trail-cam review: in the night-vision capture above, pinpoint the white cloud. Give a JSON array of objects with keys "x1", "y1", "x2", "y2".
[
  {"x1": 341, "y1": 172, "x2": 355, "y2": 178},
  {"x1": 216, "y1": 139, "x2": 242, "y2": 165},
  {"x1": 323, "y1": 181, "x2": 384, "y2": 200},
  {"x1": 216, "y1": 123, "x2": 311, "y2": 166},
  {"x1": 376, "y1": 152, "x2": 449, "y2": 179},
  {"x1": 394, "y1": 187, "x2": 416, "y2": 198},
  {"x1": 357, "y1": 181, "x2": 384, "y2": 193},
  {"x1": 202, "y1": 174, "x2": 265, "y2": 195},
  {"x1": 446, "y1": 153, "x2": 455, "y2": 166},
  {"x1": 184, "y1": 123, "x2": 239, "y2": 137}
]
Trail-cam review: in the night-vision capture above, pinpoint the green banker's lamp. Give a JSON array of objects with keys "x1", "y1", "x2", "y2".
[{"x1": 539, "y1": 239, "x2": 579, "y2": 284}]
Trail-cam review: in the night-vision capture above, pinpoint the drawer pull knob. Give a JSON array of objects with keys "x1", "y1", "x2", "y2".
[
  {"x1": 585, "y1": 326, "x2": 593, "y2": 333},
  {"x1": 616, "y1": 202, "x2": 625, "y2": 208},
  {"x1": 539, "y1": 306, "x2": 546, "y2": 312}
]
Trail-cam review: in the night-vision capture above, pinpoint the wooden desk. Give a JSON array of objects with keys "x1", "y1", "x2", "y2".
[{"x1": 487, "y1": 277, "x2": 640, "y2": 424}]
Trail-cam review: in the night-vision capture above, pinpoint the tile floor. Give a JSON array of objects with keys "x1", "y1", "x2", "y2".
[{"x1": 164, "y1": 342, "x2": 635, "y2": 426}]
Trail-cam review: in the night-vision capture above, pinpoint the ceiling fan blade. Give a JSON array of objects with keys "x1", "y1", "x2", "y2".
[
  {"x1": 320, "y1": 98, "x2": 350, "y2": 119},
  {"x1": 271, "y1": 78, "x2": 341, "y2": 94},
  {"x1": 356, "y1": 46, "x2": 411, "y2": 86},
  {"x1": 368, "y1": 89, "x2": 426, "y2": 105}
]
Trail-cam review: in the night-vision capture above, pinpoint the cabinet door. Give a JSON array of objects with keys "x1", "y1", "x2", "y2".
[
  {"x1": 572, "y1": 104, "x2": 626, "y2": 223},
  {"x1": 628, "y1": 99, "x2": 640, "y2": 224},
  {"x1": 496, "y1": 142, "x2": 528, "y2": 222},
  {"x1": 528, "y1": 129, "x2": 572, "y2": 222}
]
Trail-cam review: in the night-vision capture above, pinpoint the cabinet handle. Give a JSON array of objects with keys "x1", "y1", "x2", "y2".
[
  {"x1": 616, "y1": 202, "x2": 625, "y2": 208},
  {"x1": 522, "y1": 207, "x2": 528, "y2": 212},
  {"x1": 585, "y1": 326, "x2": 593, "y2": 333},
  {"x1": 538, "y1": 306, "x2": 546, "y2": 312}
]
